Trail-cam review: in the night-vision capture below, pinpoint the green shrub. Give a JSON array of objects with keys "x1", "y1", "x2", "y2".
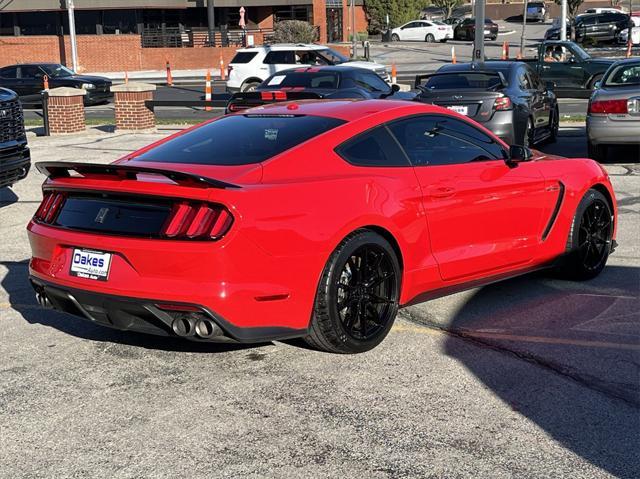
[{"x1": 273, "y1": 20, "x2": 318, "y2": 43}]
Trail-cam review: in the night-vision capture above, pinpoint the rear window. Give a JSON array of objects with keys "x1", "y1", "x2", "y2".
[
  {"x1": 603, "y1": 63, "x2": 640, "y2": 87},
  {"x1": 262, "y1": 72, "x2": 339, "y2": 89},
  {"x1": 230, "y1": 52, "x2": 258, "y2": 64},
  {"x1": 423, "y1": 73, "x2": 504, "y2": 90},
  {"x1": 136, "y1": 115, "x2": 346, "y2": 165}
]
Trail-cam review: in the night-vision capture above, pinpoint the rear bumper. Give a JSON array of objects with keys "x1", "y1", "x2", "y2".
[
  {"x1": 30, "y1": 277, "x2": 307, "y2": 343},
  {"x1": 0, "y1": 141, "x2": 30, "y2": 188},
  {"x1": 587, "y1": 115, "x2": 640, "y2": 145}
]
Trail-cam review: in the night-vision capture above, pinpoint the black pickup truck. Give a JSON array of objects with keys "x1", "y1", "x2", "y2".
[
  {"x1": 502, "y1": 41, "x2": 616, "y2": 98},
  {"x1": 0, "y1": 88, "x2": 30, "y2": 189}
]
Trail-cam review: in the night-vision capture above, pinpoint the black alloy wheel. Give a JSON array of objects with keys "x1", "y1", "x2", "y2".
[
  {"x1": 556, "y1": 189, "x2": 613, "y2": 280},
  {"x1": 306, "y1": 230, "x2": 400, "y2": 353}
]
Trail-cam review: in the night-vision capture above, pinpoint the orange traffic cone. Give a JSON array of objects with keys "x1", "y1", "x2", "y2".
[
  {"x1": 517, "y1": 50, "x2": 523, "y2": 60},
  {"x1": 219, "y1": 54, "x2": 226, "y2": 81},
  {"x1": 43, "y1": 74, "x2": 49, "y2": 90},
  {"x1": 502, "y1": 41, "x2": 509, "y2": 60},
  {"x1": 391, "y1": 63, "x2": 397, "y2": 84},
  {"x1": 627, "y1": 40, "x2": 633, "y2": 58},
  {"x1": 166, "y1": 59, "x2": 173, "y2": 87},
  {"x1": 451, "y1": 46, "x2": 457, "y2": 64},
  {"x1": 205, "y1": 69, "x2": 212, "y2": 112}
]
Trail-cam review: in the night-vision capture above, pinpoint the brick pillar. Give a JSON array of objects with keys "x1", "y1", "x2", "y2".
[
  {"x1": 313, "y1": 0, "x2": 327, "y2": 44},
  {"x1": 47, "y1": 87, "x2": 86, "y2": 134},
  {"x1": 111, "y1": 82, "x2": 156, "y2": 131}
]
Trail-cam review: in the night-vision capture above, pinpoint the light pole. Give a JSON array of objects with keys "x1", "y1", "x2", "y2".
[
  {"x1": 207, "y1": 0, "x2": 215, "y2": 46},
  {"x1": 350, "y1": 0, "x2": 356, "y2": 58},
  {"x1": 472, "y1": 0, "x2": 485, "y2": 65},
  {"x1": 66, "y1": 0, "x2": 79, "y2": 71},
  {"x1": 560, "y1": 0, "x2": 567, "y2": 41},
  {"x1": 520, "y1": 0, "x2": 528, "y2": 56}
]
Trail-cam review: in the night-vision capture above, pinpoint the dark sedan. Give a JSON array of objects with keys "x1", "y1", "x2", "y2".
[
  {"x1": 414, "y1": 61, "x2": 559, "y2": 146},
  {"x1": 0, "y1": 63, "x2": 112, "y2": 106},
  {"x1": 226, "y1": 66, "x2": 412, "y2": 113},
  {"x1": 454, "y1": 18, "x2": 499, "y2": 41}
]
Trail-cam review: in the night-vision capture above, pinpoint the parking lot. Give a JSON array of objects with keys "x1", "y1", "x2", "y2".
[{"x1": 1, "y1": 125, "x2": 638, "y2": 478}]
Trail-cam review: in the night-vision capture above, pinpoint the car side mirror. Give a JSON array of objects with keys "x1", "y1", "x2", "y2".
[
  {"x1": 391, "y1": 84, "x2": 400, "y2": 93},
  {"x1": 507, "y1": 145, "x2": 532, "y2": 165},
  {"x1": 593, "y1": 81, "x2": 601, "y2": 89}
]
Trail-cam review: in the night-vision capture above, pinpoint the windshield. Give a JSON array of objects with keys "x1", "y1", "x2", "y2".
[
  {"x1": 40, "y1": 64, "x2": 74, "y2": 78},
  {"x1": 316, "y1": 48, "x2": 349, "y2": 65},
  {"x1": 136, "y1": 115, "x2": 346, "y2": 165},
  {"x1": 422, "y1": 73, "x2": 505, "y2": 90},
  {"x1": 570, "y1": 44, "x2": 591, "y2": 61},
  {"x1": 261, "y1": 71, "x2": 339, "y2": 89},
  {"x1": 603, "y1": 63, "x2": 640, "y2": 87}
]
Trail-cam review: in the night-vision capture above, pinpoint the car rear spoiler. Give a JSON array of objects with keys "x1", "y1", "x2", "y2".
[
  {"x1": 36, "y1": 161, "x2": 240, "y2": 189},
  {"x1": 226, "y1": 90, "x2": 324, "y2": 112},
  {"x1": 414, "y1": 71, "x2": 508, "y2": 89}
]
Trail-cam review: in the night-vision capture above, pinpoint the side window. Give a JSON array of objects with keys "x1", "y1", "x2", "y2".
[
  {"x1": 388, "y1": 115, "x2": 507, "y2": 166},
  {"x1": 263, "y1": 51, "x2": 295, "y2": 64},
  {"x1": 518, "y1": 69, "x2": 532, "y2": 90},
  {"x1": 20, "y1": 66, "x2": 44, "y2": 79},
  {"x1": 0, "y1": 67, "x2": 18, "y2": 79},
  {"x1": 355, "y1": 72, "x2": 389, "y2": 92},
  {"x1": 528, "y1": 68, "x2": 543, "y2": 90},
  {"x1": 336, "y1": 126, "x2": 409, "y2": 167}
]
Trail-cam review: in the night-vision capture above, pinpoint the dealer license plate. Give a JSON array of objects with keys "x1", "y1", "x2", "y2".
[
  {"x1": 70, "y1": 249, "x2": 112, "y2": 281},
  {"x1": 447, "y1": 105, "x2": 468, "y2": 115},
  {"x1": 484, "y1": 30, "x2": 490, "y2": 35}
]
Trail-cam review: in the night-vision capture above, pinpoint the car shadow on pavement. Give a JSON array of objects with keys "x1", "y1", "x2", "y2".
[
  {"x1": 440, "y1": 265, "x2": 640, "y2": 478},
  {"x1": 1, "y1": 260, "x2": 267, "y2": 354},
  {"x1": 0, "y1": 187, "x2": 18, "y2": 208}
]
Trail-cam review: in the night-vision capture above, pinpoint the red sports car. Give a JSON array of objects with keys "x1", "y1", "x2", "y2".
[{"x1": 28, "y1": 100, "x2": 617, "y2": 353}]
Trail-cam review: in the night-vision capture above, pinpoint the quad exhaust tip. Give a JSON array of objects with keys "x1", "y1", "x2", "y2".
[
  {"x1": 172, "y1": 315, "x2": 223, "y2": 339},
  {"x1": 35, "y1": 291, "x2": 52, "y2": 309}
]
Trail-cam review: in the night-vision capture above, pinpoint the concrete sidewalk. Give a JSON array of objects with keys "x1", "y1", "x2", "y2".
[{"x1": 91, "y1": 68, "x2": 223, "y2": 85}]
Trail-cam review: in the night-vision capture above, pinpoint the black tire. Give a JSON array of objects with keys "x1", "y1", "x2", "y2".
[
  {"x1": 588, "y1": 141, "x2": 608, "y2": 162},
  {"x1": 391, "y1": 33, "x2": 400, "y2": 42},
  {"x1": 241, "y1": 81, "x2": 260, "y2": 92},
  {"x1": 426, "y1": 33, "x2": 435, "y2": 43},
  {"x1": 305, "y1": 230, "x2": 401, "y2": 354},
  {"x1": 440, "y1": 39, "x2": 448, "y2": 43},
  {"x1": 490, "y1": 35, "x2": 498, "y2": 41},
  {"x1": 555, "y1": 189, "x2": 613, "y2": 280},
  {"x1": 588, "y1": 74, "x2": 603, "y2": 91}
]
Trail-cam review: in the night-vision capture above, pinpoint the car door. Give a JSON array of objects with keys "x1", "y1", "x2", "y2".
[
  {"x1": 18, "y1": 65, "x2": 46, "y2": 102},
  {"x1": 519, "y1": 66, "x2": 549, "y2": 129},
  {"x1": 261, "y1": 50, "x2": 296, "y2": 79},
  {"x1": 416, "y1": 21, "x2": 431, "y2": 40},
  {"x1": 540, "y1": 46, "x2": 586, "y2": 92},
  {"x1": 400, "y1": 22, "x2": 418, "y2": 40},
  {"x1": 387, "y1": 114, "x2": 556, "y2": 280}
]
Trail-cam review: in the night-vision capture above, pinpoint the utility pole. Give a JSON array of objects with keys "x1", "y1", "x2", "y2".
[
  {"x1": 520, "y1": 0, "x2": 528, "y2": 56},
  {"x1": 350, "y1": 0, "x2": 356, "y2": 58},
  {"x1": 66, "y1": 0, "x2": 78, "y2": 71},
  {"x1": 472, "y1": 0, "x2": 485, "y2": 65},
  {"x1": 560, "y1": 0, "x2": 567, "y2": 41},
  {"x1": 207, "y1": 0, "x2": 216, "y2": 46}
]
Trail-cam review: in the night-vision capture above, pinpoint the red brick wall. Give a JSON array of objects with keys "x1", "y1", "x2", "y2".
[
  {"x1": 0, "y1": 35, "x2": 250, "y2": 73},
  {"x1": 313, "y1": 0, "x2": 328, "y2": 43},
  {"x1": 114, "y1": 90, "x2": 155, "y2": 131}
]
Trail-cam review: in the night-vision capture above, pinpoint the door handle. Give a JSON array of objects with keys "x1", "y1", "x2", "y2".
[{"x1": 430, "y1": 186, "x2": 456, "y2": 198}]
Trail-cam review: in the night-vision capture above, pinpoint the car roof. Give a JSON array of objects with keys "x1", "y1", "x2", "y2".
[
  {"x1": 267, "y1": 65, "x2": 372, "y2": 75},
  {"x1": 609, "y1": 57, "x2": 640, "y2": 66},
  {"x1": 245, "y1": 99, "x2": 451, "y2": 122},
  {"x1": 237, "y1": 44, "x2": 329, "y2": 52},
  {"x1": 1, "y1": 63, "x2": 61, "y2": 67},
  {"x1": 438, "y1": 61, "x2": 518, "y2": 73}
]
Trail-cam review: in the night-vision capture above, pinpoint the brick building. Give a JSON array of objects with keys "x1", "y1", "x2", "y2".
[{"x1": 0, "y1": 0, "x2": 368, "y2": 72}]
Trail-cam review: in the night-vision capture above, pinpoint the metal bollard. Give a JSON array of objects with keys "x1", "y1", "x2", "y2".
[
  {"x1": 362, "y1": 40, "x2": 370, "y2": 61},
  {"x1": 41, "y1": 90, "x2": 50, "y2": 137}
]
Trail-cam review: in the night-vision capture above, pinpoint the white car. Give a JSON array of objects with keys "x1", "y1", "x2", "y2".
[
  {"x1": 618, "y1": 26, "x2": 640, "y2": 45},
  {"x1": 226, "y1": 44, "x2": 390, "y2": 92},
  {"x1": 390, "y1": 20, "x2": 453, "y2": 42}
]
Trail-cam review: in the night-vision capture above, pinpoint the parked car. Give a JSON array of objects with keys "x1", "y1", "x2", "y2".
[
  {"x1": 414, "y1": 61, "x2": 559, "y2": 146},
  {"x1": 575, "y1": 12, "x2": 632, "y2": 44},
  {"x1": 390, "y1": 20, "x2": 453, "y2": 42},
  {"x1": 0, "y1": 87, "x2": 30, "y2": 189},
  {"x1": 497, "y1": 40, "x2": 616, "y2": 98},
  {"x1": 226, "y1": 66, "x2": 411, "y2": 113},
  {"x1": 454, "y1": 18, "x2": 499, "y2": 41},
  {"x1": 226, "y1": 44, "x2": 389, "y2": 93},
  {"x1": 583, "y1": 7, "x2": 627, "y2": 15},
  {"x1": 617, "y1": 25, "x2": 640, "y2": 45},
  {"x1": 544, "y1": 19, "x2": 571, "y2": 40},
  {"x1": 526, "y1": 2, "x2": 549, "y2": 22},
  {"x1": 0, "y1": 64, "x2": 112, "y2": 106},
  {"x1": 587, "y1": 58, "x2": 640, "y2": 161},
  {"x1": 29, "y1": 100, "x2": 617, "y2": 353}
]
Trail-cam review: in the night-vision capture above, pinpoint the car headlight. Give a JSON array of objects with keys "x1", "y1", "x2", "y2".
[{"x1": 81, "y1": 83, "x2": 96, "y2": 90}]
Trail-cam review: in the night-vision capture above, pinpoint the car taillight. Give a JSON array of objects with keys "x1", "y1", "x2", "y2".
[
  {"x1": 227, "y1": 103, "x2": 249, "y2": 112},
  {"x1": 588, "y1": 99, "x2": 628, "y2": 114},
  {"x1": 161, "y1": 202, "x2": 233, "y2": 240},
  {"x1": 494, "y1": 97, "x2": 512, "y2": 111},
  {"x1": 34, "y1": 191, "x2": 66, "y2": 224},
  {"x1": 438, "y1": 27, "x2": 446, "y2": 30},
  {"x1": 261, "y1": 91, "x2": 287, "y2": 101}
]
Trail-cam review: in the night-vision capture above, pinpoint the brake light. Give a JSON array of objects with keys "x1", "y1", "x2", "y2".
[
  {"x1": 227, "y1": 103, "x2": 249, "y2": 112},
  {"x1": 161, "y1": 202, "x2": 233, "y2": 240},
  {"x1": 34, "y1": 192, "x2": 66, "y2": 224},
  {"x1": 588, "y1": 99, "x2": 628, "y2": 114},
  {"x1": 494, "y1": 97, "x2": 512, "y2": 111},
  {"x1": 260, "y1": 91, "x2": 287, "y2": 101}
]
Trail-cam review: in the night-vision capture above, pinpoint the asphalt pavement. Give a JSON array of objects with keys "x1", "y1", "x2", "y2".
[{"x1": 0, "y1": 126, "x2": 638, "y2": 478}]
